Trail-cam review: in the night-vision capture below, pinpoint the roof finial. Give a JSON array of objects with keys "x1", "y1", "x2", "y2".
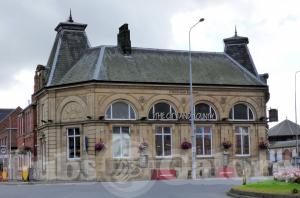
[
  {"x1": 235, "y1": 25, "x2": 237, "y2": 37},
  {"x1": 68, "y1": 9, "x2": 74, "y2": 23}
]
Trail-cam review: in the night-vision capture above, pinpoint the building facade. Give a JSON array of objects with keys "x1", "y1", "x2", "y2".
[
  {"x1": 0, "y1": 107, "x2": 22, "y2": 179},
  {"x1": 16, "y1": 103, "x2": 37, "y2": 178},
  {"x1": 34, "y1": 16, "x2": 270, "y2": 181},
  {"x1": 268, "y1": 119, "x2": 300, "y2": 163}
]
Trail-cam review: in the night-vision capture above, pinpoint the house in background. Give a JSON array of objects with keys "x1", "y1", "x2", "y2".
[
  {"x1": 268, "y1": 119, "x2": 300, "y2": 163},
  {"x1": 17, "y1": 103, "x2": 37, "y2": 179},
  {"x1": 0, "y1": 107, "x2": 22, "y2": 179}
]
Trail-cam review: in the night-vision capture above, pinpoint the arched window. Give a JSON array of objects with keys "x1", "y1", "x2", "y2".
[
  {"x1": 105, "y1": 101, "x2": 136, "y2": 120},
  {"x1": 195, "y1": 103, "x2": 217, "y2": 120},
  {"x1": 229, "y1": 103, "x2": 254, "y2": 120},
  {"x1": 148, "y1": 102, "x2": 177, "y2": 120}
]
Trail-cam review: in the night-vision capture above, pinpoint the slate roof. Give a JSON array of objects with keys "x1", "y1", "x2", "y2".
[
  {"x1": 268, "y1": 119, "x2": 300, "y2": 137},
  {"x1": 46, "y1": 21, "x2": 89, "y2": 86},
  {"x1": 58, "y1": 46, "x2": 266, "y2": 86},
  {"x1": 270, "y1": 140, "x2": 298, "y2": 149},
  {"x1": 0, "y1": 109, "x2": 14, "y2": 122}
]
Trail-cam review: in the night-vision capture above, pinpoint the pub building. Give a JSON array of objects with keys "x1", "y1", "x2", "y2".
[{"x1": 33, "y1": 14, "x2": 270, "y2": 181}]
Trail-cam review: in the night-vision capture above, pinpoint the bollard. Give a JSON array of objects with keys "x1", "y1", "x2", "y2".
[{"x1": 22, "y1": 167, "x2": 29, "y2": 182}]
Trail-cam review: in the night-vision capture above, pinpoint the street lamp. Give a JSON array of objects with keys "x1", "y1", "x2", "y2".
[
  {"x1": 189, "y1": 18, "x2": 205, "y2": 180},
  {"x1": 295, "y1": 71, "x2": 300, "y2": 156}
]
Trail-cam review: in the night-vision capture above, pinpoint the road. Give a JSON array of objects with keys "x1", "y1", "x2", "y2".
[{"x1": 0, "y1": 178, "x2": 259, "y2": 198}]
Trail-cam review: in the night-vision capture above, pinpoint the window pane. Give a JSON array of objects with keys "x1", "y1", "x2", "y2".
[
  {"x1": 113, "y1": 126, "x2": 120, "y2": 134},
  {"x1": 75, "y1": 136, "x2": 80, "y2": 158},
  {"x1": 171, "y1": 107, "x2": 176, "y2": 119},
  {"x1": 112, "y1": 102, "x2": 129, "y2": 119},
  {"x1": 106, "y1": 106, "x2": 112, "y2": 119},
  {"x1": 196, "y1": 134, "x2": 203, "y2": 155},
  {"x1": 164, "y1": 135, "x2": 171, "y2": 156},
  {"x1": 235, "y1": 135, "x2": 242, "y2": 155},
  {"x1": 148, "y1": 107, "x2": 154, "y2": 119},
  {"x1": 68, "y1": 129, "x2": 74, "y2": 136},
  {"x1": 204, "y1": 127, "x2": 210, "y2": 134},
  {"x1": 195, "y1": 103, "x2": 210, "y2": 114},
  {"x1": 233, "y1": 104, "x2": 248, "y2": 120},
  {"x1": 164, "y1": 127, "x2": 171, "y2": 134},
  {"x1": 122, "y1": 127, "x2": 130, "y2": 157},
  {"x1": 69, "y1": 137, "x2": 74, "y2": 158},
  {"x1": 243, "y1": 135, "x2": 250, "y2": 155},
  {"x1": 75, "y1": 128, "x2": 80, "y2": 135},
  {"x1": 156, "y1": 127, "x2": 162, "y2": 134},
  {"x1": 249, "y1": 108, "x2": 254, "y2": 120},
  {"x1": 155, "y1": 135, "x2": 163, "y2": 156},
  {"x1": 229, "y1": 109, "x2": 233, "y2": 119},
  {"x1": 113, "y1": 132, "x2": 121, "y2": 157},
  {"x1": 129, "y1": 106, "x2": 136, "y2": 119},
  {"x1": 204, "y1": 134, "x2": 211, "y2": 155},
  {"x1": 197, "y1": 127, "x2": 204, "y2": 134},
  {"x1": 155, "y1": 103, "x2": 170, "y2": 115}
]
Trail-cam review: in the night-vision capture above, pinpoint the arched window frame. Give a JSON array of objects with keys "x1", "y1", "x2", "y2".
[
  {"x1": 105, "y1": 100, "x2": 137, "y2": 120},
  {"x1": 194, "y1": 102, "x2": 218, "y2": 121},
  {"x1": 229, "y1": 103, "x2": 255, "y2": 121},
  {"x1": 148, "y1": 101, "x2": 177, "y2": 120}
]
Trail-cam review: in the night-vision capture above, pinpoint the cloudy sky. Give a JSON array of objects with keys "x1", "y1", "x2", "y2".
[{"x1": 0, "y1": 0, "x2": 299, "y2": 125}]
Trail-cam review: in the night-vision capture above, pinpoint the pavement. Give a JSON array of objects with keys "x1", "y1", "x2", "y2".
[{"x1": 0, "y1": 177, "x2": 271, "y2": 198}]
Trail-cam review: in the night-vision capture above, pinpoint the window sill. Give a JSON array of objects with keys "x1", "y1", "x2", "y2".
[
  {"x1": 197, "y1": 155, "x2": 214, "y2": 159},
  {"x1": 67, "y1": 158, "x2": 81, "y2": 161},
  {"x1": 155, "y1": 156, "x2": 172, "y2": 159},
  {"x1": 235, "y1": 154, "x2": 251, "y2": 157}
]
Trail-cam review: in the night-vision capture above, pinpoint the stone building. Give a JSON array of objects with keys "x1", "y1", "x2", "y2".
[
  {"x1": 33, "y1": 15, "x2": 270, "y2": 181},
  {"x1": 268, "y1": 119, "x2": 300, "y2": 162}
]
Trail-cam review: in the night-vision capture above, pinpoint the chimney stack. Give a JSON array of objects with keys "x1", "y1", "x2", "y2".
[{"x1": 117, "y1": 24, "x2": 131, "y2": 55}]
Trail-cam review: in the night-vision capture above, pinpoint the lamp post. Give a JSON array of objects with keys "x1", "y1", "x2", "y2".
[
  {"x1": 189, "y1": 18, "x2": 204, "y2": 180},
  {"x1": 295, "y1": 71, "x2": 300, "y2": 157}
]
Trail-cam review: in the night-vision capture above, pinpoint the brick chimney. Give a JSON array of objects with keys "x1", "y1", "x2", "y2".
[{"x1": 118, "y1": 24, "x2": 131, "y2": 55}]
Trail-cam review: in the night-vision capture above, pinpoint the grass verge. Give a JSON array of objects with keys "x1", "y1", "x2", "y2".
[{"x1": 233, "y1": 180, "x2": 300, "y2": 195}]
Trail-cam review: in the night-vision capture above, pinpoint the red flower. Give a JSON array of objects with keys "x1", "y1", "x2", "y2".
[
  {"x1": 181, "y1": 138, "x2": 192, "y2": 150},
  {"x1": 222, "y1": 140, "x2": 232, "y2": 149},
  {"x1": 259, "y1": 140, "x2": 269, "y2": 149},
  {"x1": 95, "y1": 139, "x2": 105, "y2": 152}
]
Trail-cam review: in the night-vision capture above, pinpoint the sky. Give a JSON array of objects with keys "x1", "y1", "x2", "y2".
[{"x1": 0, "y1": 0, "x2": 299, "y2": 126}]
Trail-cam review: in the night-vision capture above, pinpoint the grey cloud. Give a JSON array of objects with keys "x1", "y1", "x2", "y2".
[{"x1": 0, "y1": 0, "x2": 217, "y2": 89}]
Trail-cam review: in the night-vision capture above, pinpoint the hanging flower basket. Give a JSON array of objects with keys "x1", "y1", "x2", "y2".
[
  {"x1": 259, "y1": 140, "x2": 269, "y2": 150},
  {"x1": 181, "y1": 138, "x2": 192, "y2": 150},
  {"x1": 222, "y1": 140, "x2": 232, "y2": 149},
  {"x1": 95, "y1": 139, "x2": 105, "y2": 152},
  {"x1": 138, "y1": 141, "x2": 149, "y2": 153}
]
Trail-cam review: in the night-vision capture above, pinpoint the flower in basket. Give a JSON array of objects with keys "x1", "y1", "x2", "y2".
[
  {"x1": 258, "y1": 139, "x2": 269, "y2": 149},
  {"x1": 222, "y1": 139, "x2": 232, "y2": 149},
  {"x1": 139, "y1": 139, "x2": 149, "y2": 152},
  {"x1": 95, "y1": 139, "x2": 105, "y2": 152},
  {"x1": 181, "y1": 138, "x2": 192, "y2": 150}
]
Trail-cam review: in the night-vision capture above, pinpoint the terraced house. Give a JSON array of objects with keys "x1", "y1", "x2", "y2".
[{"x1": 33, "y1": 14, "x2": 270, "y2": 181}]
